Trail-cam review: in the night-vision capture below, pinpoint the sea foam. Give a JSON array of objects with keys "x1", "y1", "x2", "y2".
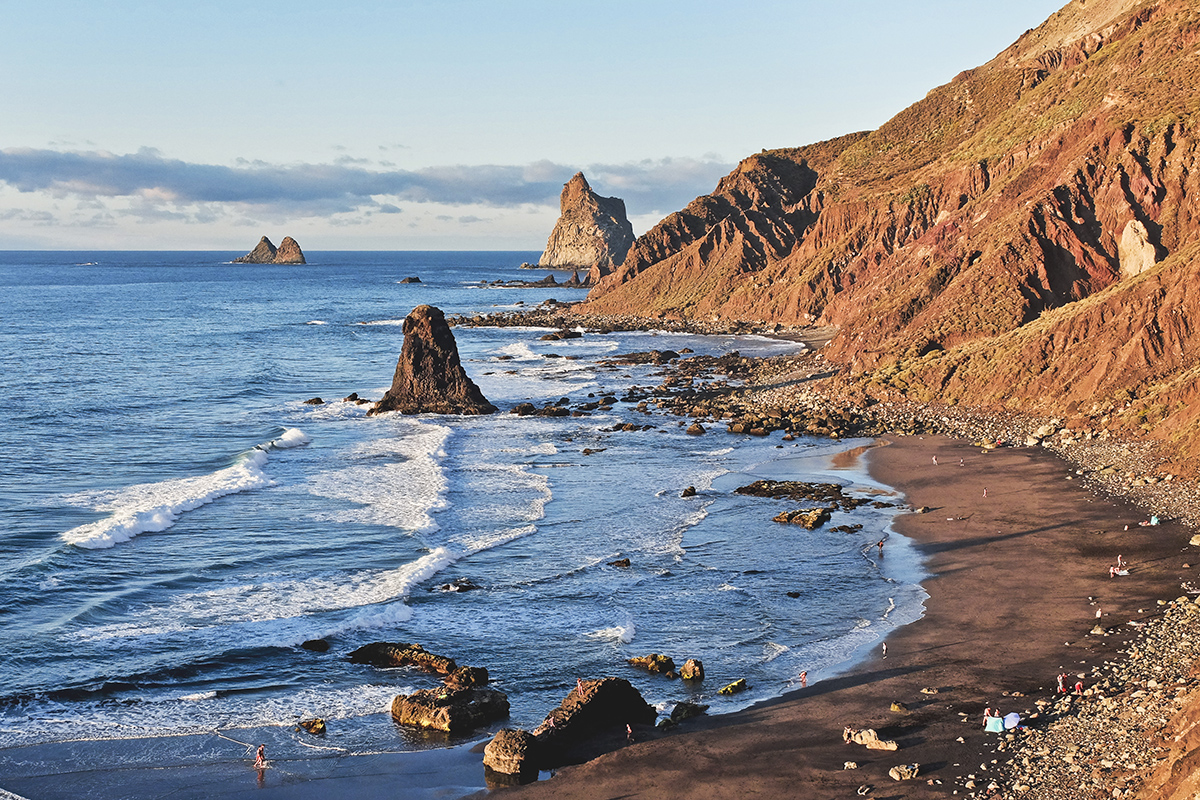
[
  {"x1": 307, "y1": 422, "x2": 451, "y2": 532},
  {"x1": 60, "y1": 429, "x2": 309, "y2": 550}
]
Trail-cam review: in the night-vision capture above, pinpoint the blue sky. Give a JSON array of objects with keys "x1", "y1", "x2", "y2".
[{"x1": 0, "y1": 0, "x2": 1067, "y2": 250}]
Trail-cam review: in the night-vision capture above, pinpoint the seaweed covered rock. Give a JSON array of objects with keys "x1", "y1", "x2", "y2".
[
  {"x1": 627, "y1": 654, "x2": 676, "y2": 675},
  {"x1": 772, "y1": 507, "x2": 833, "y2": 529},
  {"x1": 346, "y1": 642, "x2": 457, "y2": 675}
]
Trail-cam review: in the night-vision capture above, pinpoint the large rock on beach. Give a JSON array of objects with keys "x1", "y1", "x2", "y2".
[
  {"x1": 539, "y1": 172, "x2": 635, "y2": 273},
  {"x1": 530, "y1": 677, "x2": 656, "y2": 763},
  {"x1": 346, "y1": 641, "x2": 457, "y2": 675},
  {"x1": 483, "y1": 728, "x2": 541, "y2": 779},
  {"x1": 391, "y1": 686, "x2": 510, "y2": 733},
  {"x1": 232, "y1": 235, "x2": 307, "y2": 264},
  {"x1": 369, "y1": 305, "x2": 497, "y2": 416},
  {"x1": 843, "y1": 726, "x2": 899, "y2": 751}
]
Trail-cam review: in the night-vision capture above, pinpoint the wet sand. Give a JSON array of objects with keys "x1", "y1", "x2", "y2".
[{"x1": 495, "y1": 435, "x2": 1193, "y2": 799}]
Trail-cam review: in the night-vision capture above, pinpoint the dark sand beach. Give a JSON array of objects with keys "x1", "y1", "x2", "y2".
[
  {"x1": 2, "y1": 434, "x2": 1189, "y2": 799},
  {"x1": 495, "y1": 435, "x2": 1192, "y2": 799}
]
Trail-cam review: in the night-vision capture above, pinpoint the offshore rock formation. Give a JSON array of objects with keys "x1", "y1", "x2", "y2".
[
  {"x1": 369, "y1": 305, "x2": 497, "y2": 416},
  {"x1": 391, "y1": 686, "x2": 509, "y2": 733},
  {"x1": 232, "y1": 235, "x2": 306, "y2": 264},
  {"x1": 539, "y1": 173, "x2": 635, "y2": 276},
  {"x1": 578, "y1": 0, "x2": 1200, "y2": 471}
]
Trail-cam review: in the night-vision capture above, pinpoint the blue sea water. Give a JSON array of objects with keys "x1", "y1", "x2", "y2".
[{"x1": 0, "y1": 251, "x2": 926, "y2": 776}]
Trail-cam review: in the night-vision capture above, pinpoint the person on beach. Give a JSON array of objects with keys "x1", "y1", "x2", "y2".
[
  {"x1": 876, "y1": 539, "x2": 885, "y2": 555},
  {"x1": 1057, "y1": 673, "x2": 1067, "y2": 693},
  {"x1": 626, "y1": 723, "x2": 634, "y2": 743},
  {"x1": 881, "y1": 642, "x2": 887, "y2": 658},
  {"x1": 932, "y1": 456, "x2": 938, "y2": 465},
  {"x1": 799, "y1": 670, "x2": 808, "y2": 687},
  {"x1": 254, "y1": 744, "x2": 266, "y2": 769},
  {"x1": 1110, "y1": 565, "x2": 1118, "y2": 578},
  {"x1": 983, "y1": 487, "x2": 988, "y2": 497},
  {"x1": 1117, "y1": 554, "x2": 1127, "y2": 569}
]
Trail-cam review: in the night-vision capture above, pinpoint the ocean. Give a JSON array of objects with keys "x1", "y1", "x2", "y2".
[{"x1": 0, "y1": 251, "x2": 926, "y2": 785}]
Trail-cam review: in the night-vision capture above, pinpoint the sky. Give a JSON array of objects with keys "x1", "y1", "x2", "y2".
[{"x1": 0, "y1": 0, "x2": 1069, "y2": 251}]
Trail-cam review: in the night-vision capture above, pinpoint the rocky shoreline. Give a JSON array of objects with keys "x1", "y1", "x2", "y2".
[
  {"x1": 454, "y1": 307, "x2": 1200, "y2": 798},
  {"x1": 985, "y1": 595, "x2": 1200, "y2": 799},
  {"x1": 454, "y1": 306, "x2": 1199, "y2": 528}
]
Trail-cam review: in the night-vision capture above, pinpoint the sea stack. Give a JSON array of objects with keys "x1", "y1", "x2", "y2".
[
  {"x1": 538, "y1": 172, "x2": 634, "y2": 277},
  {"x1": 369, "y1": 305, "x2": 497, "y2": 416},
  {"x1": 233, "y1": 236, "x2": 307, "y2": 264}
]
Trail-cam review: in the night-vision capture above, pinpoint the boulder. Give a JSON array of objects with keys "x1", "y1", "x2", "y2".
[
  {"x1": 531, "y1": 677, "x2": 657, "y2": 758},
  {"x1": 627, "y1": 654, "x2": 675, "y2": 675},
  {"x1": 679, "y1": 658, "x2": 704, "y2": 681},
  {"x1": 843, "y1": 727, "x2": 899, "y2": 751},
  {"x1": 680, "y1": 486, "x2": 697, "y2": 498},
  {"x1": 369, "y1": 305, "x2": 497, "y2": 416},
  {"x1": 443, "y1": 665, "x2": 489, "y2": 690},
  {"x1": 399, "y1": 276, "x2": 422, "y2": 283},
  {"x1": 391, "y1": 686, "x2": 509, "y2": 733},
  {"x1": 719, "y1": 678, "x2": 748, "y2": 696},
  {"x1": 539, "y1": 172, "x2": 635, "y2": 272},
  {"x1": 346, "y1": 642, "x2": 457, "y2": 675},
  {"x1": 772, "y1": 508, "x2": 833, "y2": 529},
  {"x1": 670, "y1": 701, "x2": 708, "y2": 721},
  {"x1": 889, "y1": 763, "x2": 921, "y2": 781},
  {"x1": 300, "y1": 638, "x2": 330, "y2": 652},
  {"x1": 303, "y1": 397, "x2": 324, "y2": 405},
  {"x1": 686, "y1": 423, "x2": 706, "y2": 435},
  {"x1": 483, "y1": 728, "x2": 540, "y2": 778},
  {"x1": 298, "y1": 718, "x2": 326, "y2": 735}
]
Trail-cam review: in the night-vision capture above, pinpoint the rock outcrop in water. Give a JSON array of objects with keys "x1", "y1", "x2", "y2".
[
  {"x1": 369, "y1": 305, "x2": 498, "y2": 416},
  {"x1": 539, "y1": 173, "x2": 635, "y2": 275},
  {"x1": 233, "y1": 235, "x2": 306, "y2": 264},
  {"x1": 391, "y1": 686, "x2": 510, "y2": 733}
]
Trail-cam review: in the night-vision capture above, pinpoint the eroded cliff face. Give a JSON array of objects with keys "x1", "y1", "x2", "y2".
[
  {"x1": 540, "y1": 173, "x2": 635, "y2": 272},
  {"x1": 579, "y1": 0, "x2": 1200, "y2": 468}
]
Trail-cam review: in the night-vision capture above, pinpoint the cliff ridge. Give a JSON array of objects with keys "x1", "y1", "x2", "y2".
[{"x1": 576, "y1": 0, "x2": 1200, "y2": 472}]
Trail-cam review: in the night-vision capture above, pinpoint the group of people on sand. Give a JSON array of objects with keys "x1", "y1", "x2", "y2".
[
  {"x1": 1109, "y1": 554, "x2": 1128, "y2": 578},
  {"x1": 1056, "y1": 672, "x2": 1084, "y2": 695}
]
